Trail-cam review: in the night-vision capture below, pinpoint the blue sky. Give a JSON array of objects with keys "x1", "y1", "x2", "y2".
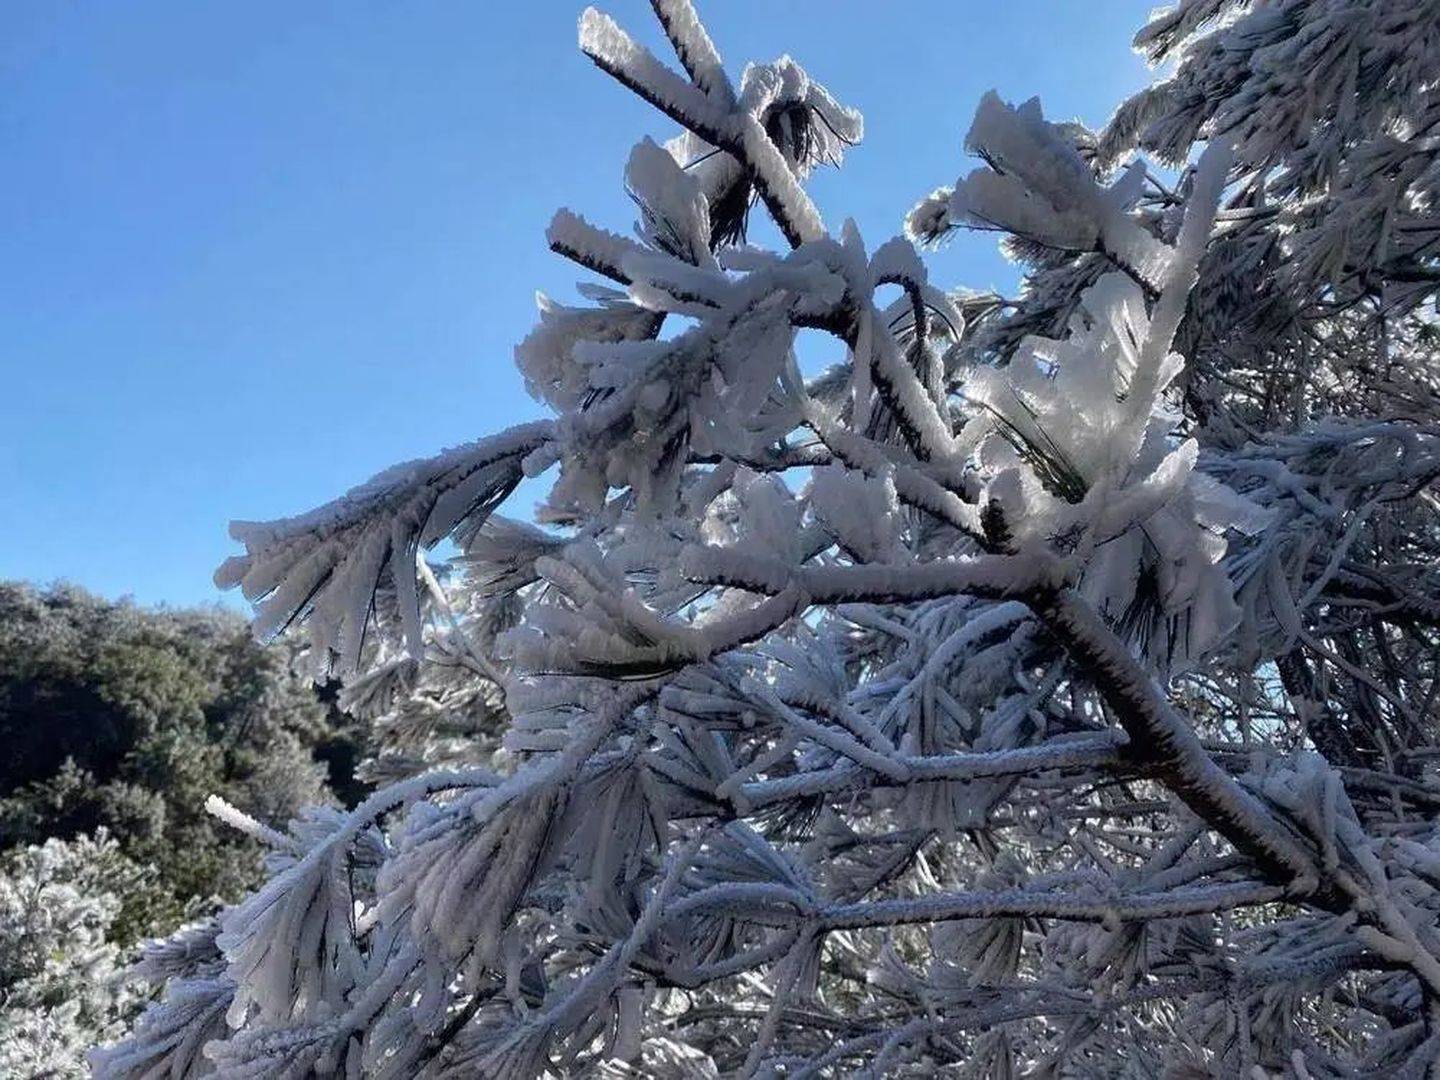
[{"x1": 2, "y1": 1, "x2": 1155, "y2": 608}]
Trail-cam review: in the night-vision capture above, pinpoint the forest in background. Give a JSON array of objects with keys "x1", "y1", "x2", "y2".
[{"x1": 0, "y1": 582, "x2": 366, "y2": 1072}]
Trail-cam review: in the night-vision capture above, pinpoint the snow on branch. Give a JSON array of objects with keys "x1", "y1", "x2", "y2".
[
  {"x1": 579, "y1": 4, "x2": 851, "y2": 247},
  {"x1": 913, "y1": 92, "x2": 1171, "y2": 290},
  {"x1": 169, "y1": 0, "x2": 1440, "y2": 1075},
  {"x1": 216, "y1": 421, "x2": 552, "y2": 673},
  {"x1": 649, "y1": 0, "x2": 734, "y2": 105},
  {"x1": 681, "y1": 542, "x2": 1067, "y2": 604}
]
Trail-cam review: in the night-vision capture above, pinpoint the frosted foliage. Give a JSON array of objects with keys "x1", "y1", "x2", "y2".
[
  {"x1": 109, "y1": 1, "x2": 1440, "y2": 1076},
  {"x1": 944, "y1": 93, "x2": 1168, "y2": 288},
  {"x1": 807, "y1": 464, "x2": 901, "y2": 564},
  {"x1": 0, "y1": 833, "x2": 146, "y2": 1079},
  {"x1": 931, "y1": 0, "x2": 1440, "y2": 431},
  {"x1": 966, "y1": 264, "x2": 1267, "y2": 672}
]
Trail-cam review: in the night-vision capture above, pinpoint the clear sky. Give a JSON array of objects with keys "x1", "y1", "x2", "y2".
[{"x1": 2, "y1": 1, "x2": 1155, "y2": 608}]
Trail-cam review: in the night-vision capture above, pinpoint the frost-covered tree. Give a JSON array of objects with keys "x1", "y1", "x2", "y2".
[
  {"x1": 0, "y1": 832, "x2": 149, "y2": 1078},
  {"x1": 100, "y1": 1, "x2": 1440, "y2": 1076},
  {"x1": 913, "y1": 0, "x2": 1440, "y2": 432}
]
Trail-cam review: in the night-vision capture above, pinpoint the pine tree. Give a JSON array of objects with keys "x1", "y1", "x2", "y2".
[
  {"x1": 100, "y1": 2, "x2": 1440, "y2": 1075},
  {"x1": 0, "y1": 832, "x2": 149, "y2": 1078}
]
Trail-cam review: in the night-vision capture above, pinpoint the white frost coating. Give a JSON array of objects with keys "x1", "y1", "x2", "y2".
[
  {"x1": 1129, "y1": 136, "x2": 1232, "y2": 409},
  {"x1": 546, "y1": 207, "x2": 650, "y2": 284},
  {"x1": 904, "y1": 185, "x2": 956, "y2": 245},
  {"x1": 950, "y1": 92, "x2": 1170, "y2": 287},
  {"x1": 215, "y1": 420, "x2": 553, "y2": 673},
  {"x1": 582, "y1": 6, "x2": 842, "y2": 249},
  {"x1": 683, "y1": 543, "x2": 1067, "y2": 603},
  {"x1": 737, "y1": 55, "x2": 863, "y2": 169},
  {"x1": 735, "y1": 113, "x2": 827, "y2": 244},
  {"x1": 144, "y1": 2, "x2": 1440, "y2": 1077},
  {"x1": 959, "y1": 139, "x2": 1256, "y2": 670},
  {"x1": 625, "y1": 137, "x2": 716, "y2": 268},
  {"x1": 868, "y1": 234, "x2": 927, "y2": 290},
  {"x1": 621, "y1": 250, "x2": 731, "y2": 315},
  {"x1": 802, "y1": 400, "x2": 985, "y2": 537},
  {"x1": 579, "y1": 8, "x2": 732, "y2": 141},
  {"x1": 215, "y1": 817, "x2": 363, "y2": 1028},
  {"x1": 807, "y1": 463, "x2": 902, "y2": 563},
  {"x1": 515, "y1": 292, "x2": 658, "y2": 410},
  {"x1": 850, "y1": 283, "x2": 874, "y2": 428},
  {"x1": 650, "y1": 0, "x2": 733, "y2": 105},
  {"x1": 204, "y1": 794, "x2": 299, "y2": 852},
  {"x1": 90, "y1": 976, "x2": 232, "y2": 1079}
]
